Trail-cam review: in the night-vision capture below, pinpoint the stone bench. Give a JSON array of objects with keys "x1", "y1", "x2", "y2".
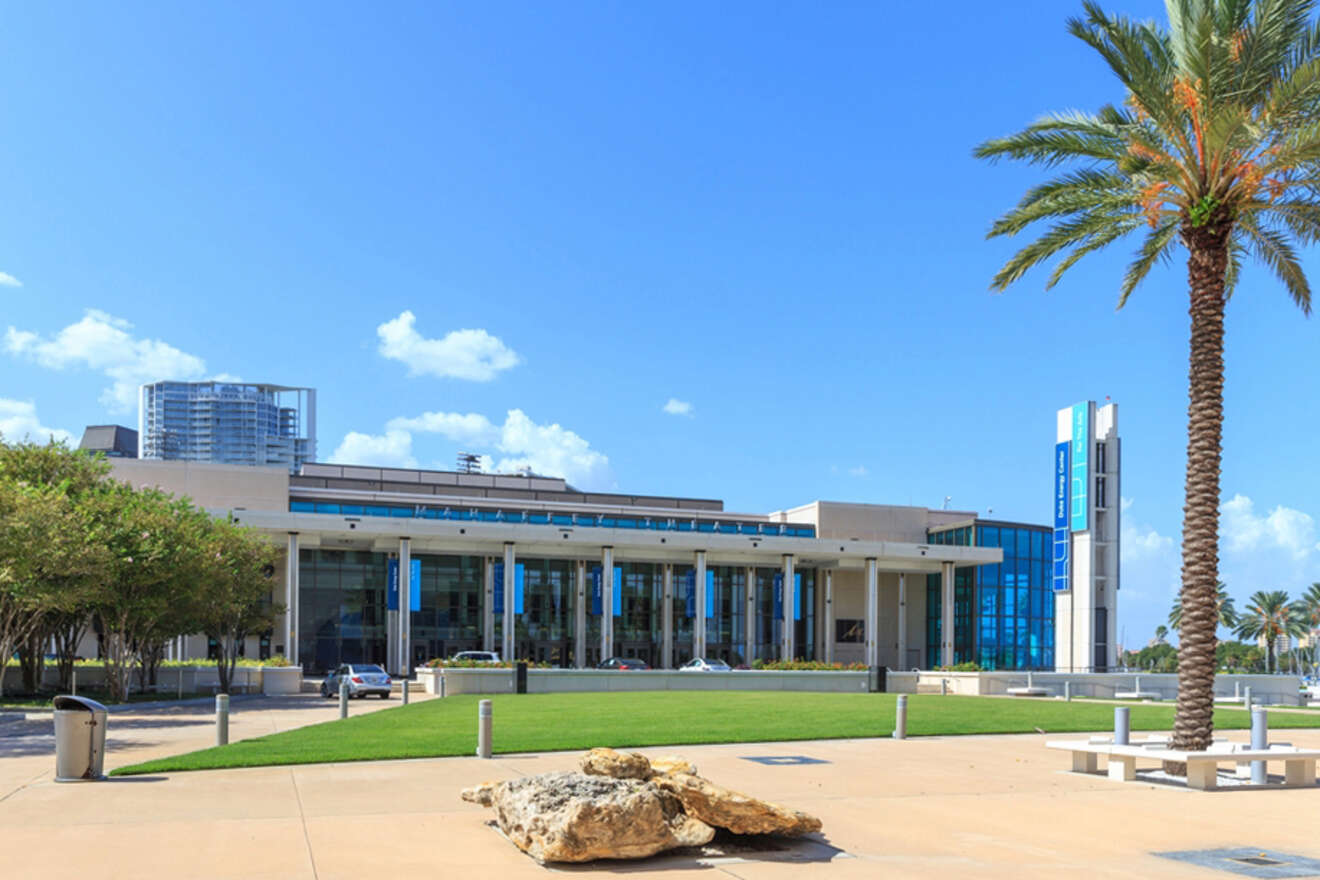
[
  {"x1": 1047, "y1": 738, "x2": 1320, "y2": 790},
  {"x1": 1113, "y1": 691, "x2": 1162, "y2": 701},
  {"x1": 1005, "y1": 686, "x2": 1049, "y2": 697}
]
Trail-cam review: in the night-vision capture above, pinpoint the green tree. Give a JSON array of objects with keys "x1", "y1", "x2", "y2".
[
  {"x1": 192, "y1": 518, "x2": 281, "y2": 694},
  {"x1": 1169, "y1": 581, "x2": 1238, "y2": 631},
  {"x1": 1155, "y1": 624, "x2": 1169, "y2": 643},
  {"x1": 1233, "y1": 590, "x2": 1306, "y2": 673},
  {"x1": 977, "y1": 1, "x2": 1320, "y2": 754},
  {"x1": 1216, "y1": 639, "x2": 1265, "y2": 672}
]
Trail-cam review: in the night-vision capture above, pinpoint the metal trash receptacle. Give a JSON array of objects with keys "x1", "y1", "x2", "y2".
[{"x1": 53, "y1": 695, "x2": 108, "y2": 782}]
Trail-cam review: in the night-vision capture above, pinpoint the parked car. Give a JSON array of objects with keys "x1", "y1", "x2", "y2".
[
  {"x1": 450, "y1": 651, "x2": 501, "y2": 664},
  {"x1": 321, "y1": 663, "x2": 392, "y2": 699},
  {"x1": 597, "y1": 657, "x2": 651, "y2": 670},
  {"x1": 678, "y1": 657, "x2": 732, "y2": 672}
]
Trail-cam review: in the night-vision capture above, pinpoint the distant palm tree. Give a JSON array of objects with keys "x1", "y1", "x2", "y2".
[
  {"x1": 1297, "y1": 582, "x2": 1320, "y2": 673},
  {"x1": 1234, "y1": 590, "x2": 1305, "y2": 673},
  {"x1": 1155, "y1": 624, "x2": 1169, "y2": 643},
  {"x1": 1169, "y1": 582, "x2": 1237, "y2": 632},
  {"x1": 976, "y1": 0, "x2": 1319, "y2": 754}
]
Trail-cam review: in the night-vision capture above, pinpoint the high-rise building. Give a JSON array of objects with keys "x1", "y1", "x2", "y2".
[{"x1": 138, "y1": 381, "x2": 316, "y2": 473}]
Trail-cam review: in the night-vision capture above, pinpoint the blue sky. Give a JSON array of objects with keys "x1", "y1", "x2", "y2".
[{"x1": 2, "y1": 1, "x2": 1318, "y2": 648}]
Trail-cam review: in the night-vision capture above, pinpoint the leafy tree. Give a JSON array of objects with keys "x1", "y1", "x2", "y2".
[
  {"x1": 192, "y1": 518, "x2": 281, "y2": 695},
  {"x1": 1233, "y1": 590, "x2": 1306, "y2": 673},
  {"x1": 1169, "y1": 581, "x2": 1238, "y2": 631},
  {"x1": 1216, "y1": 639, "x2": 1265, "y2": 672},
  {"x1": 978, "y1": 0, "x2": 1320, "y2": 754}
]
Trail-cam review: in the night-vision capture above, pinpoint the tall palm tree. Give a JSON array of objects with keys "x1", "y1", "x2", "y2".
[
  {"x1": 977, "y1": 0, "x2": 1319, "y2": 754},
  {"x1": 1234, "y1": 590, "x2": 1305, "y2": 672},
  {"x1": 1296, "y1": 582, "x2": 1320, "y2": 672},
  {"x1": 1169, "y1": 581, "x2": 1238, "y2": 631}
]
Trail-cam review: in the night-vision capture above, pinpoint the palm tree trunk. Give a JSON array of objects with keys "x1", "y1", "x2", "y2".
[{"x1": 1171, "y1": 223, "x2": 1229, "y2": 762}]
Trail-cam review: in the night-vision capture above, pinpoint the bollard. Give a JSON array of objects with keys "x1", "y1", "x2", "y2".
[
  {"x1": 1134, "y1": 675, "x2": 1141, "y2": 694},
  {"x1": 1064, "y1": 680, "x2": 1072, "y2": 702},
  {"x1": 893, "y1": 694, "x2": 907, "y2": 740},
  {"x1": 440, "y1": 674, "x2": 446, "y2": 699},
  {"x1": 1244, "y1": 685, "x2": 1253, "y2": 713},
  {"x1": 71, "y1": 667, "x2": 77, "y2": 696},
  {"x1": 177, "y1": 667, "x2": 183, "y2": 701},
  {"x1": 941, "y1": 678, "x2": 948, "y2": 696},
  {"x1": 1251, "y1": 707, "x2": 1268, "y2": 784},
  {"x1": 1027, "y1": 671, "x2": 1034, "y2": 690},
  {"x1": 402, "y1": 679, "x2": 409, "y2": 705},
  {"x1": 1235, "y1": 681, "x2": 1241, "y2": 700},
  {"x1": 477, "y1": 699, "x2": 493, "y2": 758},
  {"x1": 339, "y1": 678, "x2": 349, "y2": 720},
  {"x1": 215, "y1": 693, "x2": 230, "y2": 746},
  {"x1": 1113, "y1": 706, "x2": 1130, "y2": 746}
]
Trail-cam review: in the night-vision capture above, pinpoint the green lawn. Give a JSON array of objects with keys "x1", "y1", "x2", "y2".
[{"x1": 110, "y1": 691, "x2": 1320, "y2": 776}]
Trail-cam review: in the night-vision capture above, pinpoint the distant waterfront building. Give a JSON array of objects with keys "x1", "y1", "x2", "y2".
[
  {"x1": 78, "y1": 424, "x2": 138, "y2": 458},
  {"x1": 138, "y1": 381, "x2": 316, "y2": 472}
]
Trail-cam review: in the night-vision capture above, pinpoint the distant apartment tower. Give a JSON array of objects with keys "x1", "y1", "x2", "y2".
[{"x1": 138, "y1": 381, "x2": 316, "y2": 472}]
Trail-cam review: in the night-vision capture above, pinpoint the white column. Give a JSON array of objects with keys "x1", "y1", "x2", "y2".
[
  {"x1": 600, "y1": 546, "x2": 614, "y2": 660},
  {"x1": 398, "y1": 537, "x2": 411, "y2": 676},
  {"x1": 865, "y1": 558, "x2": 878, "y2": 668},
  {"x1": 285, "y1": 532, "x2": 299, "y2": 666},
  {"x1": 502, "y1": 543, "x2": 516, "y2": 662},
  {"x1": 897, "y1": 572, "x2": 908, "y2": 669},
  {"x1": 482, "y1": 558, "x2": 495, "y2": 652},
  {"x1": 941, "y1": 561, "x2": 955, "y2": 667},
  {"x1": 823, "y1": 569, "x2": 834, "y2": 664},
  {"x1": 575, "y1": 560, "x2": 587, "y2": 669},
  {"x1": 744, "y1": 566, "x2": 756, "y2": 665},
  {"x1": 662, "y1": 564, "x2": 674, "y2": 669},
  {"x1": 694, "y1": 551, "x2": 707, "y2": 659},
  {"x1": 781, "y1": 554, "x2": 796, "y2": 661}
]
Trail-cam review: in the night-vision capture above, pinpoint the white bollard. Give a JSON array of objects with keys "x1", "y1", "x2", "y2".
[
  {"x1": 1251, "y1": 707, "x2": 1268, "y2": 784},
  {"x1": 1235, "y1": 681, "x2": 1241, "y2": 700},
  {"x1": 216, "y1": 693, "x2": 230, "y2": 746},
  {"x1": 402, "y1": 679, "x2": 409, "y2": 705},
  {"x1": 941, "y1": 678, "x2": 948, "y2": 696},
  {"x1": 71, "y1": 667, "x2": 77, "y2": 696},
  {"x1": 477, "y1": 699, "x2": 493, "y2": 758},
  {"x1": 1113, "y1": 706, "x2": 1130, "y2": 746},
  {"x1": 339, "y1": 678, "x2": 349, "y2": 720},
  {"x1": 1064, "y1": 680, "x2": 1072, "y2": 702},
  {"x1": 893, "y1": 694, "x2": 907, "y2": 740},
  {"x1": 1244, "y1": 686, "x2": 1253, "y2": 713}
]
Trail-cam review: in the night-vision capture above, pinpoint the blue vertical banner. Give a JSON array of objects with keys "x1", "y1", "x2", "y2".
[
  {"x1": 794, "y1": 572, "x2": 802, "y2": 621},
  {"x1": 1070, "y1": 402, "x2": 1090, "y2": 532},
  {"x1": 684, "y1": 570, "x2": 695, "y2": 619},
  {"x1": 387, "y1": 559, "x2": 400, "y2": 611},
  {"x1": 1053, "y1": 441, "x2": 1071, "y2": 592},
  {"x1": 705, "y1": 570, "x2": 715, "y2": 617},
  {"x1": 492, "y1": 562, "x2": 504, "y2": 614},
  {"x1": 409, "y1": 558, "x2": 421, "y2": 610},
  {"x1": 514, "y1": 563, "x2": 525, "y2": 614},
  {"x1": 591, "y1": 567, "x2": 602, "y2": 615},
  {"x1": 613, "y1": 566, "x2": 622, "y2": 617},
  {"x1": 773, "y1": 572, "x2": 783, "y2": 620}
]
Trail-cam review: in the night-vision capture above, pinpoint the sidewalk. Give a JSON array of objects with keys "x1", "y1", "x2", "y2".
[{"x1": 3, "y1": 698, "x2": 1320, "y2": 879}]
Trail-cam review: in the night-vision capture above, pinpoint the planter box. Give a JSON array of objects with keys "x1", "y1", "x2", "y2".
[
  {"x1": 429, "y1": 667, "x2": 872, "y2": 696},
  {"x1": 261, "y1": 666, "x2": 303, "y2": 695}
]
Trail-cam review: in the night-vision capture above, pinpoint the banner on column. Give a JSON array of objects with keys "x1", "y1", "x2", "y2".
[
  {"x1": 613, "y1": 566, "x2": 622, "y2": 617},
  {"x1": 514, "y1": 563, "x2": 525, "y2": 614},
  {"x1": 493, "y1": 562, "x2": 503, "y2": 614},
  {"x1": 591, "y1": 567, "x2": 602, "y2": 614},
  {"x1": 410, "y1": 558, "x2": 421, "y2": 610},
  {"x1": 773, "y1": 573, "x2": 783, "y2": 620},
  {"x1": 794, "y1": 572, "x2": 802, "y2": 621},
  {"x1": 387, "y1": 559, "x2": 400, "y2": 611},
  {"x1": 684, "y1": 570, "x2": 695, "y2": 618},
  {"x1": 705, "y1": 570, "x2": 715, "y2": 617}
]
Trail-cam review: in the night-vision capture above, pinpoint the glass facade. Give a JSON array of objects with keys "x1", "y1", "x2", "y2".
[
  {"x1": 299, "y1": 549, "x2": 388, "y2": 674},
  {"x1": 616, "y1": 562, "x2": 662, "y2": 666},
  {"x1": 412, "y1": 554, "x2": 484, "y2": 667},
  {"x1": 707, "y1": 567, "x2": 748, "y2": 665},
  {"x1": 142, "y1": 381, "x2": 315, "y2": 472}
]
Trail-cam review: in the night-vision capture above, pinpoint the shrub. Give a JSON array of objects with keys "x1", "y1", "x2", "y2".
[
  {"x1": 750, "y1": 659, "x2": 868, "y2": 671},
  {"x1": 935, "y1": 662, "x2": 983, "y2": 672}
]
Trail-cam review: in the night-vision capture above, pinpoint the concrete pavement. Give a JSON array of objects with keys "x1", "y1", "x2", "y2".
[{"x1": 4, "y1": 695, "x2": 1320, "y2": 879}]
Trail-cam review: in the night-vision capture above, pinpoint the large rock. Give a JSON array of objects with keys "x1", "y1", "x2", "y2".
[
  {"x1": 648, "y1": 755, "x2": 698, "y2": 778},
  {"x1": 462, "y1": 771, "x2": 714, "y2": 863},
  {"x1": 579, "y1": 747, "x2": 652, "y2": 779},
  {"x1": 652, "y1": 772, "x2": 822, "y2": 836}
]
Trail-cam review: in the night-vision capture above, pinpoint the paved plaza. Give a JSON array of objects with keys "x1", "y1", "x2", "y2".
[{"x1": 4, "y1": 694, "x2": 1320, "y2": 879}]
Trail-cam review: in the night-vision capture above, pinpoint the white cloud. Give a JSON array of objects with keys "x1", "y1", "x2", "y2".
[
  {"x1": 4, "y1": 310, "x2": 206, "y2": 412},
  {"x1": 0, "y1": 399, "x2": 75, "y2": 445},
  {"x1": 376, "y1": 311, "x2": 520, "y2": 381},
  {"x1": 0, "y1": 272, "x2": 21, "y2": 287},
  {"x1": 848, "y1": 465, "x2": 869, "y2": 477},
  {"x1": 331, "y1": 430, "x2": 418, "y2": 469},
  {"x1": 334, "y1": 408, "x2": 612, "y2": 489},
  {"x1": 663, "y1": 398, "x2": 693, "y2": 417},
  {"x1": 1221, "y1": 493, "x2": 1320, "y2": 560}
]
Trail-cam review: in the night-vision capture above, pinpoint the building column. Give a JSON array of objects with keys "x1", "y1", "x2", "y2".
[
  {"x1": 865, "y1": 558, "x2": 878, "y2": 668},
  {"x1": 482, "y1": 557, "x2": 495, "y2": 652},
  {"x1": 941, "y1": 561, "x2": 955, "y2": 667},
  {"x1": 575, "y1": 560, "x2": 587, "y2": 669},
  {"x1": 897, "y1": 572, "x2": 908, "y2": 670},
  {"x1": 662, "y1": 564, "x2": 674, "y2": 669},
  {"x1": 823, "y1": 569, "x2": 834, "y2": 664},
  {"x1": 781, "y1": 554, "x2": 796, "y2": 661},
  {"x1": 398, "y1": 537, "x2": 412, "y2": 676},
  {"x1": 502, "y1": 543, "x2": 516, "y2": 662},
  {"x1": 744, "y1": 566, "x2": 756, "y2": 665},
  {"x1": 600, "y1": 546, "x2": 614, "y2": 660},
  {"x1": 694, "y1": 551, "x2": 707, "y2": 659},
  {"x1": 285, "y1": 532, "x2": 299, "y2": 666}
]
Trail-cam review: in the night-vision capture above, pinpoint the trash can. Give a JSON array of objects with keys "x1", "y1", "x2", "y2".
[
  {"x1": 514, "y1": 661, "x2": 528, "y2": 694},
  {"x1": 53, "y1": 695, "x2": 108, "y2": 782}
]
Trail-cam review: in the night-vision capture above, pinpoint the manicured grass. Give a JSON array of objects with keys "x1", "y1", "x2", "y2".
[{"x1": 110, "y1": 691, "x2": 1320, "y2": 776}]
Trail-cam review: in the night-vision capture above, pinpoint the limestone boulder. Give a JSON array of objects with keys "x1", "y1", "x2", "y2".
[
  {"x1": 652, "y1": 772, "x2": 822, "y2": 836},
  {"x1": 579, "y1": 747, "x2": 652, "y2": 780},
  {"x1": 648, "y1": 756, "x2": 698, "y2": 778},
  {"x1": 464, "y1": 771, "x2": 714, "y2": 863}
]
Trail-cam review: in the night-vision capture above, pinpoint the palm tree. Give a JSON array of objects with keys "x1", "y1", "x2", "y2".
[
  {"x1": 1169, "y1": 582, "x2": 1237, "y2": 631},
  {"x1": 1234, "y1": 590, "x2": 1305, "y2": 672},
  {"x1": 1296, "y1": 582, "x2": 1320, "y2": 673},
  {"x1": 977, "y1": 1, "x2": 1319, "y2": 755},
  {"x1": 1155, "y1": 624, "x2": 1170, "y2": 643}
]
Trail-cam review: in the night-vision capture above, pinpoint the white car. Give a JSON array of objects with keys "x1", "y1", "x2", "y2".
[
  {"x1": 450, "y1": 651, "x2": 501, "y2": 664},
  {"x1": 678, "y1": 657, "x2": 732, "y2": 672}
]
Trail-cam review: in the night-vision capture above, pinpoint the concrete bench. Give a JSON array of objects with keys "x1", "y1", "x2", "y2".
[
  {"x1": 1113, "y1": 691, "x2": 1162, "y2": 701},
  {"x1": 1048, "y1": 738, "x2": 1320, "y2": 790},
  {"x1": 1006, "y1": 686, "x2": 1049, "y2": 697}
]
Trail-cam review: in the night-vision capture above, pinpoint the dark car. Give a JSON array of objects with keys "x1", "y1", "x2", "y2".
[{"x1": 597, "y1": 657, "x2": 651, "y2": 670}]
